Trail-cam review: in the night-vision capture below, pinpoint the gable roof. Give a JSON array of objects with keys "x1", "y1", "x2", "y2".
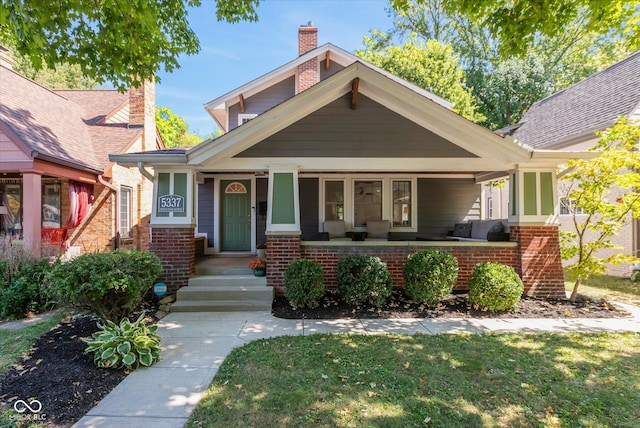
[
  {"x1": 0, "y1": 65, "x2": 142, "y2": 173},
  {"x1": 509, "y1": 51, "x2": 640, "y2": 149},
  {"x1": 204, "y1": 43, "x2": 453, "y2": 131}
]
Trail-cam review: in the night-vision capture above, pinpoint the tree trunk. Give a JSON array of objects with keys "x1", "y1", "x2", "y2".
[{"x1": 569, "y1": 278, "x2": 582, "y2": 303}]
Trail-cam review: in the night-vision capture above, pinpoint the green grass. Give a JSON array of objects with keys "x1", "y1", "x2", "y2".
[
  {"x1": 187, "y1": 332, "x2": 640, "y2": 428},
  {"x1": 0, "y1": 310, "x2": 66, "y2": 373},
  {"x1": 566, "y1": 274, "x2": 640, "y2": 307}
]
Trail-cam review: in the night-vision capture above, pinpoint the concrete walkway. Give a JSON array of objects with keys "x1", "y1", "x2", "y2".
[{"x1": 74, "y1": 307, "x2": 640, "y2": 428}]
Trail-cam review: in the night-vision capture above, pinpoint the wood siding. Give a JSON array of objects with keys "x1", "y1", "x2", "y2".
[
  {"x1": 417, "y1": 178, "x2": 481, "y2": 236},
  {"x1": 319, "y1": 60, "x2": 345, "y2": 81},
  {"x1": 229, "y1": 76, "x2": 296, "y2": 129},
  {"x1": 237, "y1": 94, "x2": 477, "y2": 158},
  {"x1": 198, "y1": 178, "x2": 215, "y2": 247},
  {"x1": 256, "y1": 177, "x2": 268, "y2": 246},
  {"x1": 299, "y1": 177, "x2": 319, "y2": 240},
  {"x1": 0, "y1": 129, "x2": 30, "y2": 161}
]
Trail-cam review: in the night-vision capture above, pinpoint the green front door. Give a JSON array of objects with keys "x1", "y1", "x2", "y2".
[{"x1": 221, "y1": 180, "x2": 251, "y2": 251}]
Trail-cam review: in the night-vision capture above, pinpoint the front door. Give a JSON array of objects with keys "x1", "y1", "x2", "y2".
[{"x1": 221, "y1": 180, "x2": 251, "y2": 251}]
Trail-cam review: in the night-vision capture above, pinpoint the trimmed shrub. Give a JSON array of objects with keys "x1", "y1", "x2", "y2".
[
  {"x1": 403, "y1": 249, "x2": 458, "y2": 306},
  {"x1": 468, "y1": 262, "x2": 524, "y2": 312},
  {"x1": 83, "y1": 314, "x2": 161, "y2": 370},
  {"x1": 336, "y1": 254, "x2": 392, "y2": 307},
  {"x1": 45, "y1": 250, "x2": 162, "y2": 321},
  {"x1": 284, "y1": 258, "x2": 325, "y2": 309}
]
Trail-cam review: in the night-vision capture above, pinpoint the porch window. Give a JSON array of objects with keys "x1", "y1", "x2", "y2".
[
  {"x1": 1, "y1": 184, "x2": 20, "y2": 236},
  {"x1": 120, "y1": 186, "x2": 132, "y2": 238},
  {"x1": 354, "y1": 180, "x2": 382, "y2": 227},
  {"x1": 392, "y1": 180, "x2": 411, "y2": 227},
  {"x1": 42, "y1": 183, "x2": 61, "y2": 228},
  {"x1": 324, "y1": 180, "x2": 344, "y2": 221},
  {"x1": 559, "y1": 197, "x2": 584, "y2": 215},
  {"x1": 487, "y1": 197, "x2": 493, "y2": 219}
]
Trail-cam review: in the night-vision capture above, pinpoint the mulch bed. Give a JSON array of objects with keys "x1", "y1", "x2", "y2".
[
  {"x1": 0, "y1": 300, "x2": 159, "y2": 428},
  {"x1": 0, "y1": 291, "x2": 630, "y2": 427},
  {"x1": 272, "y1": 289, "x2": 631, "y2": 320}
]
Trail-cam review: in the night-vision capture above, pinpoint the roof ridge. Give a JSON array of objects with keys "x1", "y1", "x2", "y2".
[{"x1": 1, "y1": 64, "x2": 70, "y2": 101}]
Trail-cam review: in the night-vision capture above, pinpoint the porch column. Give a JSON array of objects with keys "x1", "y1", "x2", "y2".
[
  {"x1": 508, "y1": 167, "x2": 565, "y2": 297},
  {"x1": 265, "y1": 166, "x2": 301, "y2": 294},
  {"x1": 22, "y1": 170, "x2": 42, "y2": 256},
  {"x1": 149, "y1": 169, "x2": 196, "y2": 293}
]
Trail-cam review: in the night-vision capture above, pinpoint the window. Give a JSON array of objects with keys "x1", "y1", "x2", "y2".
[
  {"x1": 392, "y1": 180, "x2": 411, "y2": 227},
  {"x1": 559, "y1": 197, "x2": 584, "y2": 215},
  {"x1": 42, "y1": 183, "x2": 61, "y2": 227},
  {"x1": 354, "y1": 180, "x2": 382, "y2": 227},
  {"x1": 324, "y1": 180, "x2": 344, "y2": 221},
  {"x1": 238, "y1": 114, "x2": 257, "y2": 125},
  {"x1": 120, "y1": 187, "x2": 132, "y2": 238},
  {"x1": 487, "y1": 197, "x2": 493, "y2": 219}
]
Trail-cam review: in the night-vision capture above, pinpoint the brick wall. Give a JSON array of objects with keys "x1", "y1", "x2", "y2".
[
  {"x1": 266, "y1": 234, "x2": 301, "y2": 295},
  {"x1": 299, "y1": 243, "x2": 518, "y2": 292},
  {"x1": 150, "y1": 227, "x2": 195, "y2": 293},
  {"x1": 510, "y1": 225, "x2": 566, "y2": 297}
]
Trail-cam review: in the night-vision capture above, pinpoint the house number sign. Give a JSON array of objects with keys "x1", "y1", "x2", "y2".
[{"x1": 158, "y1": 194, "x2": 185, "y2": 212}]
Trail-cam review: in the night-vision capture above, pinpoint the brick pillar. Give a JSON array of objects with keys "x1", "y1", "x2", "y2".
[
  {"x1": 511, "y1": 225, "x2": 565, "y2": 298},
  {"x1": 266, "y1": 233, "x2": 301, "y2": 296},
  {"x1": 150, "y1": 226, "x2": 195, "y2": 294}
]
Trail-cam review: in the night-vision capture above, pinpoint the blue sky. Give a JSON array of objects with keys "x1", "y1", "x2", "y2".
[{"x1": 155, "y1": 0, "x2": 393, "y2": 137}]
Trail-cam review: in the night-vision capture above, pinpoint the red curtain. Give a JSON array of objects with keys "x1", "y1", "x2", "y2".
[{"x1": 64, "y1": 181, "x2": 94, "y2": 229}]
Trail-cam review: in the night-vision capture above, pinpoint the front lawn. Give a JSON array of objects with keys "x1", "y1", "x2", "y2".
[
  {"x1": 188, "y1": 332, "x2": 640, "y2": 427},
  {"x1": 566, "y1": 274, "x2": 640, "y2": 307}
]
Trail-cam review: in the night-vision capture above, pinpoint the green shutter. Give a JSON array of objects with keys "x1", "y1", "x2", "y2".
[
  {"x1": 157, "y1": 173, "x2": 170, "y2": 217},
  {"x1": 540, "y1": 172, "x2": 554, "y2": 215},
  {"x1": 173, "y1": 173, "x2": 187, "y2": 217},
  {"x1": 523, "y1": 172, "x2": 537, "y2": 216},
  {"x1": 272, "y1": 173, "x2": 295, "y2": 224}
]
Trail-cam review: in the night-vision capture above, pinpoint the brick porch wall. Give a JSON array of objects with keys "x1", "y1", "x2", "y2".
[
  {"x1": 510, "y1": 225, "x2": 566, "y2": 298},
  {"x1": 300, "y1": 243, "x2": 518, "y2": 292},
  {"x1": 150, "y1": 227, "x2": 195, "y2": 294},
  {"x1": 266, "y1": 234, "x2": 301, "y2": 295}
]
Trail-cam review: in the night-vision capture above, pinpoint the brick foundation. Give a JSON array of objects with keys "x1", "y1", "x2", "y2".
[
  {"x1": 510, "y1": 225, "x2": 566, "y2": 297},
  {"x1": 300, "y1": 243, "x2": 518, "y2": 292},
  {"x1": 150, "y1": 227, "x2": 195, "y2": 294},
  {"x1": 266, "y1": 234, "x2": 301, "y2": 295}
]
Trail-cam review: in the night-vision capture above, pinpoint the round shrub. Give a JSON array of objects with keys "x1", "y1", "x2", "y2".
[
  {"x1": 336, "y1": 254, "x2": 392, "y2": 307},
  {"x1": 403, "y1": 249, "x2": 458, "y2": 306},
  {"x1": 0, "y1": 257, "x2": 54, "y2": 319},
  {"x1": 284, "y1": 258, "x2": 325, "y2": 309},
  {"x1": 468, "y1": 262, "x2": 524, "y2": 312},
  {"x1": 45, "y1": 250, "x2": 162, "y2": 321}
]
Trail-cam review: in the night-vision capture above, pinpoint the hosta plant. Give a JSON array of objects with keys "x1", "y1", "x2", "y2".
[{"x1": 83, "y1": 314, "x2": 161, "y2": 370}]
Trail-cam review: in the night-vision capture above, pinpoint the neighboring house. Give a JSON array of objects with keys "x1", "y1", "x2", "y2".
[
  {"x1": 111, "y1": 25, "x2": 591, "y2": 297},
  {"x1": 493, "y1": 51, "x2": 640, "y2": 276},
  {"x1": 0, "y1": 47, "x2": 162, "y2": 258}
]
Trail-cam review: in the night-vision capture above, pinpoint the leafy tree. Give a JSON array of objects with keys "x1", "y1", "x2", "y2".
[
  {"x1": 156, "y1": 106, "x2": 202, "y2": 148},
  {"x1": 560, "y1": 118, "x2": 640, "y2": 302},
  {"x1": 356, "y1": 33, "x2": 483, "y2": 122},
  {"x1": 0, "y1": 0, "x2": 261, "y2": 91},
  {"x1": 391, "y1": 0, "x2": 640, "y2": 57}
]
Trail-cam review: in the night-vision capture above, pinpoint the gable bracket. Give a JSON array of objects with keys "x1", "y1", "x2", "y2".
[
  {"x1": 325, "y1": 52, "x2": 331, "y2": 70},
  {"x1": 351, "y1": 77, "x2": 359, "y2": 110},
  {"x1": 239, "y1": 94, "x2": 245, "y2": 113}
]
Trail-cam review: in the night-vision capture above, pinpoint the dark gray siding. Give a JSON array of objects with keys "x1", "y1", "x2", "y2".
[
  {"x1": 256, "y1": 178, "x2": 268, "y2": 247},
  {"x1": 319, "y1": 60, "x2": 345, "y2": 81},
  {"x1": 237, "y1": 94, "x2": 476, "y2": 158},
  {"x1": 229, "y1": 76, "x2": 296, "y2": 129},
  {"x1": 299, "y1": 178, "x2": 320, "y2": 240},
  {"x1": 417, "y1": 178, "x2": 481, "y2": 236},
  {"x1": 198, "y1": 178, "x2": 215, "y2": 247}
]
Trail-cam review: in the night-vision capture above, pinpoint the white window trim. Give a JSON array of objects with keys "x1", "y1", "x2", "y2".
[
  {"x1": 238, "y1": 114, "x2": 257, "y2": 125},
  {"x1": 559, "y1": 197, "x2": 585, "y2": 216},
  {"x1": 320, "y1": 175, "x2": 417, "y2": 233},
  {"x1": 120, "y1": 186, "x2": 132, "y2": 238}
]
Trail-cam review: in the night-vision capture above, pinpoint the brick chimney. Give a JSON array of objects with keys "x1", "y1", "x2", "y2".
[
  {"x1": 297, "y1": 22, "x2": 318, "y2": 93},
  {"x1": 128, "y1": 79, "x2": 156, "y2": 151}
]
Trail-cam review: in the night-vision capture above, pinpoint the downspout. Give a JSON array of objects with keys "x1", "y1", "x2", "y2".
[
  {"x1": 137, "y1": 162, "x2": 155, "y2": 182},
  {"x1": 98, "y1": 175, "x2": 119, "y2": 250}
]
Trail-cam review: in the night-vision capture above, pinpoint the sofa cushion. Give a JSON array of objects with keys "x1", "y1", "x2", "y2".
[
  {"x1": 367, "y1": 220, "x2": 390, "y2": 239},
  {"x1": 323, "y1": 220, "x2": 346, "y2": 238},
  {"x1": 470, "y1": 219, "x2": 504, "y2": 240},
  {"x1": 453, "y1": 222, "x2": 472, "y2": 238}
]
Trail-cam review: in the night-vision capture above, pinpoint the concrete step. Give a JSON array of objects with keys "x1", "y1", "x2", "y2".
[
  {"x1": 172, "y1": 274, "x2": 272, "y2": 313},
  {"x1": 170, "y1": 299, "x2": 272, "y2": 312},
  {"x1": 195, "y1": 266, "x2": 253, "y2": 276}
]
